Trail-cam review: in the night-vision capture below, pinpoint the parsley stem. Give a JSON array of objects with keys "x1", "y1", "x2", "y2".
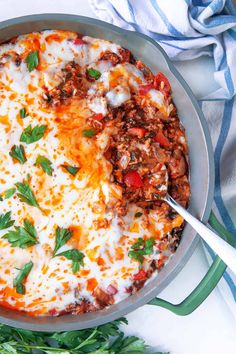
[{"x1": 74, "y1": 329, "x2": 98, "y2": 350}]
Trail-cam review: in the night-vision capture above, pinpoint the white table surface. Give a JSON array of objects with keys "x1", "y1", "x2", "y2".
[{"x1": 0, "y1": 1, "x2": 235, "y2": 353}]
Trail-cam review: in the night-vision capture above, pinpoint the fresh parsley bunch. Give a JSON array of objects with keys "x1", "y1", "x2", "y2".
[{"x1": 0, "y1": 318, "x2": 169, "y2": 353}]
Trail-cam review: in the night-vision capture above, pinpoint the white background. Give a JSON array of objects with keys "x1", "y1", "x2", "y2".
[{"x1": 0, "y1": 1, "x2": 235, "y2": 353}]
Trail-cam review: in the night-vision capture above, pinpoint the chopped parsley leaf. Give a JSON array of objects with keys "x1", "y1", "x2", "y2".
[
  {"x1": 4, "y1": 188, "x2": 16, "y2": 199},
  {"x1": 20, "y1": 107, "x2": 28, "y2": 118},
  {"x1": 13, "y1": 261, "x2": 33, "y2": 294},
  {"x1": 9, "y1": 145, "x2": 27, "y2": 164},
  {"x1": 62, "y1": 165, "x2": 80, "y2": 176},
  {"x1": 35, "y1": 155, "x2": 53, "y2": 176},
  {"x1": 0, "y1": 211, "x2": 15, "y2": 230},
  {"x1": 128, "y1": 237, "x2": 155, "y2": 264},
  {"x1": 82, "y1": 129, "x2": 97, "y2": 137},
  {"x1": 87, "y1": 67, "x2": 101, "y2": 80},
  {"x1": 26, "y1": 51, "x2": 39, "y2": 72}
]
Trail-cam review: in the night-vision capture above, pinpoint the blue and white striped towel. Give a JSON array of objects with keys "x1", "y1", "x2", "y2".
[{"x1": 89, "y1": 0, "x2": 236, "y2": 317}]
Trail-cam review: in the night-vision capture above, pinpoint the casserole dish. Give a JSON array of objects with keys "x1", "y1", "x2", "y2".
[{"x1": 0, "y1": 13, "x2": 234, "y2": 332}]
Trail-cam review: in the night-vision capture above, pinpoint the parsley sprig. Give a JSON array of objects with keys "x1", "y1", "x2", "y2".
[
  {"x1": 128, "y1": 237, "x2": 155, "y2": 264},
  {"x1": 3, "y1": 219, "x2": 38, "y2": 248},
  {"x1": 9, "y1": 145, "x2": 27, "y2": 164},
  {"x1": 35, "y1": 155, "x2": 53, "y2": 176},
  {"x1": 55, "y1": 249, "x2": 85, "y2": 273},
  {"x1": 13, "y1": 260, "x2": 33, "y2": 294},
  {"x1": 0, "y1": 212, "x2": 15, "y2": 230},
  {"x1": 15, "y1": 180, "x2": 40, "y2": 209},
  {"x1": 0, "y1": 318, "x2": 167, "y2": 353},
  {"x1": 20, "y1": 124, "x2": 47, "y2": 144},
  {"x1": 52, "y1": 227, "x2": 85, "y2": 273},
  {"x1": 52, "y1": 227, "x2": 73, "y2": 256}
]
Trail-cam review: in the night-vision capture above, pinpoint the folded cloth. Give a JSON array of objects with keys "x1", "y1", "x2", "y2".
[
  {"x1": 90, "y1": 0, "x2": 236, "y2": 99},
  {"x1": 202, "y1": 98, "x2": 236, "y2": 319},
  {"x1": 89, "y1": 0, "x2": 236, "y2": 315}
]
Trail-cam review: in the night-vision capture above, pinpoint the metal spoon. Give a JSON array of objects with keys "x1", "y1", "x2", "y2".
[
  {"x1": 154, "y1": 165, "x2": 236, "y2": 274},
  {"x1": 164, "y1": 193, "x2": 236, "y2": 274}
]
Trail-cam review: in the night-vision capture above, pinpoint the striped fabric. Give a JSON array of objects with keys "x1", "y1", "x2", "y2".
[
  {"x1": 89, "y1": 0, "x2": 236, "y2": 315},
  {"x1": 90, "y1": 0, "x2": 236, "y2": 99}
]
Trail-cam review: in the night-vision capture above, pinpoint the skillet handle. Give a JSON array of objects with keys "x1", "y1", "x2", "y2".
[{"x1": 148, "y1": 211, "x2": 235, "y2": 315}]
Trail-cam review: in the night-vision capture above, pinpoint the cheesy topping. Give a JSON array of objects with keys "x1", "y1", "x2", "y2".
[{"x1": 0, "y1": 30, "x2": 189, "y2": 316}]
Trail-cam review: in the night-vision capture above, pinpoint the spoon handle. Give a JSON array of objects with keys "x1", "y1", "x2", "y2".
[{"x1": 165, "y1": 194, "x2": 236, "y2": 274}]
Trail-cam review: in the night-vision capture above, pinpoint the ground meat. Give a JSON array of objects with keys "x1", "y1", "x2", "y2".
[
  {"x1": 101, "y1": 95, "x2": 189, "y2": 216},
  {"x1": 128, "y1": 262, "x2": 158, "y2": 293},
  {"x1": 99, "y1": 48, "x2": 135, "y2": 66},
  {"x1": 42, "y1": 61, "x2": 88, "y2": 106},
  {"x1": 86, "y1": 116, "x2": 104, "y2": 132},
  {"x1": 1, "y1": 36, "x2": 18, "y2": 45},
  {"x1": 170, "y1": 175, "x2": 190, "y2": 207},
  {"x1": 168, "y1": 228, "x2": 183, "y2": 252},
  {"x1": 14, "y1": 53, "x2": 22, "y2": 67},
  {"x1": 55, "y1": 299, "x2": 97, "y2": 316},
  {"x1": 72, "y1": 300, "x2": 97, "y2": 315},
  {"x1": 93, "y1": 287, "x2": 114, "y2": 308},
  {"x1": 118, "y1": 47, "x2": 136, "y2": 64},
  {"x1": 168, "y1": 150, "x2": 188, "y2": 179},
  {"x1": 0, "y1": 52, "x2": 22, "y2": 69},
  {"x1": 100, "y1": 51, "x2": 121, "y2": 65},
  {"x1": 135, "y1": 60, "x2": 155, "y2": 82}
]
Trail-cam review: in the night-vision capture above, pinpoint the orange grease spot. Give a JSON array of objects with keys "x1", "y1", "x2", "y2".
[
  {"x1": 68, "y1": 225, "x2": 88, "y2": 250},
  {"x1": 87, "y1": 278, "x2": 98, "y2": 292}
]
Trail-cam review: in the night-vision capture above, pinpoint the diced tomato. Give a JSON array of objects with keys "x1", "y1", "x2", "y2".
[
  {"x1": 156, "y1": 258, "x2": 166, "y2": 270},
  {"x1": 73, "y1": 38, "x2": 86, "y2": 45},
  {"x1": 93, "y1": 113, "x2": 104, "y2": 121},
  {"x1": 170, "y1": 172, "x2": 178, "y2": 179},
  {"x1": 124, "y1": 170, "x2": 143, "y2": 188},
  {"x1": 154, "y1": 130, "x2": 170, "y2": 147},
  {"x1": 107, "y1": 284, "x2": 118, "y2": 295},
  {"x1": 138, "y1": 83, "x2": 154, "y2": 95},
  {"x1": 125, "y1": 286, "x2": 133, "y2": 293},
  {"x1": 154, "y1": 72, "x2": 171, "y2": 99},
  {"x1": 133, "y1": 269, "x2": 147, "y2": 282},
  {"x1": 48, "y1": 308, "x2": 58, "y2": 316},
  {"x1": 128, "y1": 127, "x2": 146, "y2": 138},
  {"x1": 169, "y1": 152, "x2": 187, "y2": 179}
]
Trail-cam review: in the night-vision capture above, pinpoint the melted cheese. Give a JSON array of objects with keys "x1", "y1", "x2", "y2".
[{"x1": 0, "y1": 30, "x2": 179, "y2": 316}]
